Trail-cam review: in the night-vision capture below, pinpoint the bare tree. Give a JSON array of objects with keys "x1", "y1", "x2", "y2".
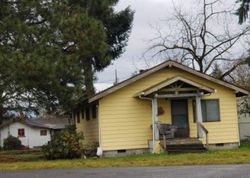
[
  {"x1": 229, "y1": 64, "x2": 250, "y2": 114},
  {"x1": 148, "y1": 0, "x2": 250, "y2": 79}
]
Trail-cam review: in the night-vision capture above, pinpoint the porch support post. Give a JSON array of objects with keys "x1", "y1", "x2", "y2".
[
  {"x1": 151, "y1": 96, "x2": 159, "y2": 153},
  {"x1": 153, "y1": 96, "x2": 159, "y2": 140},
  {"x1": 195, "y1": 95, "x2": 203, "y2": 138},
  {"x1": 151, "y1": 98, "x2": 155, "y2": 153}
]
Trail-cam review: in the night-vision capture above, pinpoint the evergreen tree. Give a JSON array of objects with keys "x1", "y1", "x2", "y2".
[
  {"x1": 211, "y1": 63, "x2": 223, "y2": 79},
  {"x1": 48, "y1": 0, "x2": 134, "y2": 96},
  {"x1": 236, "y1": 0, "x2": 250, "y2": 24},
  {"x1": 0, "y1": 0, "x2": 133, "y2": 121},
  {"x1": 236, "y1": 0, "x2": 250, "y2": 67},
  {"x1": 0, "y1": 1, "x2": 84, "y2": 121}
]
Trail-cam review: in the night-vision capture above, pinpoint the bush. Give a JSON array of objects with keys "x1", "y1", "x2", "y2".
[
  {"x1": 82, "y1": 142, "x2": 99, "y2": 157},
  {"x1": 42, "y1": 125, "x2": 83, "y2": 160},
  {"x1": 3, "y1": 135, "x2": 22, "y2": 150}
]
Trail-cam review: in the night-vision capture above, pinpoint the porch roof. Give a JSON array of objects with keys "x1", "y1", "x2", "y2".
[{"x1": 135, "y1": 76, "x2": 214, "y2": 97}]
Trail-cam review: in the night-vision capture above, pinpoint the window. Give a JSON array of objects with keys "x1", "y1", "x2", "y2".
[
  {"x1": 18, "y1": 128, "x2": 25, "y2": 137},
  {"x1": 76, "y1": 111, "x2": 80, "y2": 123},
  {"x1": 81, "y1": 109, "x2": 85, "y2": 119},
  {"x1": 193, "y1": 99, "x2": 220, "y2": 122},
  {"x1": 40, "y1": 129, "x2": 47, "y2": 136},
  {"x1": 201, "y1": 99, "x2": 220, "y2": 122},
  {"x1": 86, "y1": 108, "x2": 90, "y2": 121},
  {"x1": 92, "y1": 105, "x2": 97, "y2": 119}
]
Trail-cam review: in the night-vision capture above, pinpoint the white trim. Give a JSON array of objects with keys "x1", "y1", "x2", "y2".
[
  {"x1": 151, "y1": 99, "x2": 155, "y2": 153},
  {"x1": 196, "y1": 96, "x2": 203, "y2": 138},
  {"x1": 155, "y1": 93, "x2": 202, "y2": 99},
  {"x1": 89, "y1": 60, "x2": 249, "y2": 103},
  {"x1": 138, "y1": 76, "x2": 214, "y2": 96}
]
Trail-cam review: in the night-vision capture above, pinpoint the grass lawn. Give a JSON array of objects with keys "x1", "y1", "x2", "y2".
[{"x1": 1, "y1": 142, "x2": 250, "y2": 170}]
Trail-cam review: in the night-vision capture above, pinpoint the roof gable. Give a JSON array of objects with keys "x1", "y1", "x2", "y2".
[
  {"x1": 89, "y1": 60, "x2": 250, "y2": 103},
  {"x1": 135, "y1": 76, "x2": 215, "y2": 97}
]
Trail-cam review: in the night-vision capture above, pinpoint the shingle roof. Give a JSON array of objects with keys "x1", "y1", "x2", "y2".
[
  {"x1": 89, "y1": 60, "x2": 250, "y2": 103},
  {"x1": 0, "y1": 115, "x2": 71, "y2": 130}
]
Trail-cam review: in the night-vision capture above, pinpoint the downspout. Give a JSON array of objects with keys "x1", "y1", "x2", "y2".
[
  {"x1": 139, "y1": 95, "x2": 155, "y2": 154},
  {"x1": 96, "y1": 104, "x2": 103, "y2": 157}
]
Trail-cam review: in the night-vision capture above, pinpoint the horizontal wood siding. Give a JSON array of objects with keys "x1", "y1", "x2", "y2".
[
  {"x1": 76, "y1": 111, "x2": 99, "y2": 146},
  {"x1": 98, "y1": 67, "x2": 239, "y2": 151}
]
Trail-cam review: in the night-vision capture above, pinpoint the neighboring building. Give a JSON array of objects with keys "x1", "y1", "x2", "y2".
[
  {"x1": 0, "y1": 116, "x2": 70, "y2": 148},
  {"x1": 74, "y1": 60, "x2": 250, "y2": 156},
  {"x1": 238, "y1": 112, "x2": 250, "y2": 140},
  {"x1": 238, "y1": 96, "x2": 250, "y2": 140}
]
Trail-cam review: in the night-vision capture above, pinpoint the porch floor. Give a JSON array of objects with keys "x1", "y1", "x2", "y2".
[{"x1": 164, "y1": 138, "x2": 202, "y2": 145}]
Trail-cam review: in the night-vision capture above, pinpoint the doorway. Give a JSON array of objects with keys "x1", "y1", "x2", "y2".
[{"x1": 171, "y1": 99, "x2": 189, "y2": 138}]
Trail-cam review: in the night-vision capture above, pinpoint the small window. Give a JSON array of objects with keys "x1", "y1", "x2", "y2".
[
  {"x1": 86, "y1": 108, "x2": 90, "y2": 121},
  {"x1": 40, "y1": 130, "x2": 47, "y2": 136},
  {"x1": 193, "y1": 99, "x2": 220, "y2": 122},
  {"x1": 81, "y1": 109, "x2": 85, "y2": 119},
  {"x1": 76, "y1": 111, "x2": 80, "y2": 123},
  {"x1": 202, "y1": 99, "x2": 220, "y2": 122},
  {"x1": 92, "y1": 105, "x2": 97, "y2": 119},
  {"x1": 18, "y1": 128, "x2": 25, "y2": 137}
]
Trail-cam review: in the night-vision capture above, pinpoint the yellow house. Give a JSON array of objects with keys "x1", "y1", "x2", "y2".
[{"x1": 74, "y1": 60, "x2": 250, "y2": 156}]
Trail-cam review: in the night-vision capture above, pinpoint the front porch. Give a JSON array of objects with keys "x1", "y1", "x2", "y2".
[
  {"x1": 136, "y1": 76, "x2": 213, "y2": 153},
  {"x1": 157, "y1": 122, "x2": 208, "y2": 153},
  {"x1": 149, "y1": 138, "x2": 206, "y2": 153}
]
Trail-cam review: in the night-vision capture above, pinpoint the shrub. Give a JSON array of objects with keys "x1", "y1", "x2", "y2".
[
  {"x1": 42, "y1": 125, "x2": 83, "y2": 160},
  {"x1": 3, "y1": 135, "x2": 22, "y2": 150},
  {"x1": 82, "y1": 142, "x2": 99, "y2": 157}
]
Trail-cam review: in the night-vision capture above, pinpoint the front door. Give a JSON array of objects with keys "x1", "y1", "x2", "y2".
[{"x1": 171, "y1": 99, "x2": 189, "y2": 138}]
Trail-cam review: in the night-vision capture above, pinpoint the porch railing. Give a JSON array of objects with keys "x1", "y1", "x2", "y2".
[
  {"x1": 156, "y1": 122, "x2": 177, "y2": 150},
  {"x1": 197, "y1": 122, "x2": 209, "y2": 148}
]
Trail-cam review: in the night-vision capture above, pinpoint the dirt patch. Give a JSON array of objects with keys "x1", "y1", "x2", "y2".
[{"x1": 0, "y1": 155, "x2": 22, "y2": 163}]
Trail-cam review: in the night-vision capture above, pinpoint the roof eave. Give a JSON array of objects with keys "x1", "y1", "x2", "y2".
[{"x1": 88, "y1": 60, "x2": 250, "y2": 102}]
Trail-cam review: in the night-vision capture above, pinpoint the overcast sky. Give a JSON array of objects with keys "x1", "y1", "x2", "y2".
[{"x1": 96, "y1": 0, "x2": 246, "y2": 85}]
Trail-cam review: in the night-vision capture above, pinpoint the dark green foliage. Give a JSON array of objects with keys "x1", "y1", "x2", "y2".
[
  {"x1": 48, "y1": 0, "x2": 134, "y2": 96},
  {"x1": 236, "y1": 0, "x2": 250, "y2": 24},
  {"x1": 0, "y1": 0, "x2": 134, "y2": 120},
  {"x1": 211, "y1": 63, "x2": 223, "y2": 79},
  {"x1": 3, "y1": 136, "x2": 22, "y2": 150},
  {"x1": 82, "y1": 142, "x2": 99, "y2": 157},
  {"x1": 0, "y1": 0, "x2": 85, "y2": 119},
  {"x1": 42, "y1": 126, "x2": 83, "y2": 160}
]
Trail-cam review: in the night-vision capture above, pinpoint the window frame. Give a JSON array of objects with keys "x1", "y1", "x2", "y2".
[
  {"x1": 40, "y1": 129, "x2": 47, "y2": 136},
  {"x1": 76, "y1": 111, "x2": 80, "y2": 123},
  {"x1": 193, "y1": 99, "x2": 221, "y2": 122},
  {"x1": 92, "y1": 105, "x2": 97, "y2": 119},
  {"x1": 86, "y1": 107, "x2": 90, "y2": 121},
  {"x1": 202, "y1": 99, "x2": 221, "y2": 122},
  {"x1": 81, "y1": 109, "x2": 85, "y2": 120},
  {"x1": 18, "y1": 128, "x2": 25, "y2": 137}
]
